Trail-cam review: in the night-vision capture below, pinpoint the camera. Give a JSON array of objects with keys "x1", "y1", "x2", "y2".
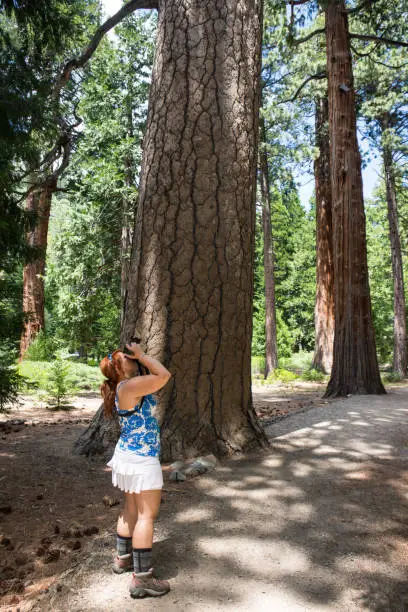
[{"x1": 122, "y1": 335, "x2": 141, "y2": 356}]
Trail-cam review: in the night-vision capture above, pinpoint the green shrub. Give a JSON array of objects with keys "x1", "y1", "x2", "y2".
[
  {"x1": 276, "y1": 310, "x2": 295, "y2": 359},
  {"x1": 279, "y1": 350, "x2": 314, "y2": 371},
  {"x1": 45, "y1": 354, "x2": 73, "y2": 409},
  {"x1": 381, "y1": 371, "x2": 404, "y2": 383},
  {"x1": 267, "y1": 368, "x2": 298, "y2": 384},
  {"x1": 18, "y1": 359, "x2": 103, "y2": 394},
  {"x1": 0, "y1": 343, "x2": 25, "y2": 412},
  {"x1": 18, "y1": 360, "x2": 50, "y2": 391},
  {"x1": 86, "y1": 358, "x2": 99, "y2": 367},
  {"x1": 24, "y1": 330, "x2": 64, "y2": 362},
  {"x1": 251, "y1": 356, "x2": 265, "y2": 376},
  {"x1": 66, "y1": 361, "x2": 104, "y2": 391},
  {"x1": 301, "y1": 368, "x2": 326, "y2": 382}
]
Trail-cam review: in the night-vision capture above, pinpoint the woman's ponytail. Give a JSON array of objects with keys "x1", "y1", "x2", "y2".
[{"x1": 99, "y1": 350, "x2": 123, "y2": 419}]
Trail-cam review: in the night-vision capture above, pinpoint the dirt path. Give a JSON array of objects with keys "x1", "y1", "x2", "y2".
[{"x1": 1, "y1": 383, "x2": 407, "y2": 611}]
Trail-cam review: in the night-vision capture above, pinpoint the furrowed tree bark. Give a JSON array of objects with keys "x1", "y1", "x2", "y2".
[
  {"x1": 73, "y1": 405, "x2": 121, "y2": 457},
  {"x1": 259, "y1": 114, "x2": 278, "y2": 375},
  {"x1": 380, "y1": 113, "x2": 407, "y2": 377},
  {"x1": 19, "y1": 176, "x2": 57, "y2": 360},
  {"x1": 311, "y1": 96, "x2": 334, "y2": 374},
  {"x1": 121, "y1": 0, "x2": 269, "y2": 460},
  {"x1": 323, "y1": 0, "x2": 385, "y2": 397}
]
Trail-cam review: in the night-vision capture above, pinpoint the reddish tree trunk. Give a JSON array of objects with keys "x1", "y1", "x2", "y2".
[
  {"x1": 323, "y1": 0, "x2": 385, "y2": 397},
  {"x1": 312, "y1": 96, "x2": 334, "y2": 374},
  {"x1": 259, "y1": 114, "x2": 278, "y2": 375},
  {"x1": 120, "y1": 0, "x2": 268, "y2": 460},
  {"x1": 19, "y1": 177, "x2": 57, "y2": 360},
  {"x1": 380, "y1": 113, "x2": 407, "y2": 377}
]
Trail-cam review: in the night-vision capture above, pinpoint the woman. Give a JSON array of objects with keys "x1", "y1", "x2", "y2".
[{"x1": 99, "y1": 342, "x2": 171, "y2": 598}]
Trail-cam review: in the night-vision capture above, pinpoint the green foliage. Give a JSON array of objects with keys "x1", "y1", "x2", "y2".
[
  {"x1": 0, "y1": 1, "x2": 101, "y2": 269},
  {"x1": 253, "y1": 178, "x2": 315, "y2": 363},
  {"x1": 0, "y1": 0, "x2": 103, "y2": 391},
  {"x1": 365, "y1": 188, "x2": 394, "y2": 364},
  {"x1": 267, "y1": 368, "x2": 298, "y2": 384},
  {"x1": 65, "y1": 361, "x2": 104, "y2": 391},
  {"x1": 382, "y1": 371, "x2": 404, "y2": 383},
  {"x1": 301, "y1": 368, "x2": 325, "y2": 382},
  {"x1": 273, "y1": 184, "x2": 316, "y2": 352},
  {"x1": 251, "y1": 355, "x2": 266, "y2": 376},
  {"x1": 279, "y1": 350, "x2": 314, "y2": 371},
  {"x1": 0, "y1": 343, "x2": 25, "y2": 412},
  {"x1": 276, "y1": 309, "x2": 295, "y2": 359},
  {"x1": 18, "y1": 360, "x2": 104, "y2": 394},
  {"x1": 23, "y1": 329, "x2": 63, "y2": 362},
  {"x1": 43, "y1": 13, "x2": 156, "y2": 359},
  {"x1": 45, "y1": 353, "x2": 73, "y2": 409},
  {"x1": 18, "y1": 361, "x2": 50, "y2": 391}
]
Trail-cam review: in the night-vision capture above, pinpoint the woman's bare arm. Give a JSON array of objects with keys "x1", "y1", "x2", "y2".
[
  {"x1": 138, "y1": 352, "x2": 171, "y2": 378},
  {"x1": 122, "y1": 352, "x2": 171, "y2": 398}
]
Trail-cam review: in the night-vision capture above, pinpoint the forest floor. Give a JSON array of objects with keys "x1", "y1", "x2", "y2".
[{"x1": 0, "y1": 381, "x2": 407, "y2": 611}]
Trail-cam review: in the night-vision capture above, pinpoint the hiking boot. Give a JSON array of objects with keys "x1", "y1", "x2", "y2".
[
  {"x1": 129, "y1": 568, "x2": 170, "y2": 598},
  {"x1": 112, "y1": 553, "x2": 133, "y2": 574}
]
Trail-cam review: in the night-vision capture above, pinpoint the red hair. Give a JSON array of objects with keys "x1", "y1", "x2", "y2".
[{"x1": 99, "y1": 350, "x2": 125, "y2": 419}]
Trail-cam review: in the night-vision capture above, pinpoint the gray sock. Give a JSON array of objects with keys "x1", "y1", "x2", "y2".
[
  {"x1": 116, "y1": 534, "x2": 132, "y2": 557},
  {"x1": 133, "y1": 548, "x2": 152, "y2": 573}
]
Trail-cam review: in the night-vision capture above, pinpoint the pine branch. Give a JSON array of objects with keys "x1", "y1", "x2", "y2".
[
  {"x1": 352, "y1": 43, "x2": 408, "y2": 69},
  {"x1": 54, "y1": 0, "x2": 158, "y2": 97},
  {"x1": 350, "y1": 33, "x2": 408, "y2": 48},
  {"x1": 292, "y1": 27, "x2": 326, "y2": 45},
  {"x1": 279, "y1": 72, "x2": 327, "y2": 104},
  {"x1": 16, "y1": 0, "x2": 157, "y2": 199},
  {"x1": 345, "y1": 0, "x2": 377, "y2": 15}
]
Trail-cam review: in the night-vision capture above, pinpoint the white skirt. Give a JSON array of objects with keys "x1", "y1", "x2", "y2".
[{"x1": 106, "y1": 445, "x2": 163, "y2": 494}]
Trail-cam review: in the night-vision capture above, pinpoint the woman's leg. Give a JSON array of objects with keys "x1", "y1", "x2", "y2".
[
  {"x1": 113, "y1": 492, "x2": 139, "y2": 572},
  {"x1": 132, "y1": 489, "x2": 161, "y2": 549},
  {"x1": 117, "y1": 492, "x2": 139, "y2": 537},
  {"x1": 129, "y1": 489, "x2": 170, "y2": 595}
]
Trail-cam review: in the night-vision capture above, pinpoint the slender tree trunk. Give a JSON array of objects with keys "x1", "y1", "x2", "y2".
[
  {"x1": 323, "y1": 0, "x2": 385, "y2": 397},
  {"x1": 259, "y1": 115, "x2": 278, "y2": 375},
  {"x1": 119, "y1": 0, "x2": 268, "y2": 460},
  {"x1": 311, "y1": 96, "x2": 334, "y2": 374},
  {"x1": 380, "y1": 113, "x2": 407, "y2": 377},
  {"x1": 19, "y1": 177, "x2": 57, "y2": 360},
  {"x1": 121, "y1": 96, "x2": 135, "y2": 326}
]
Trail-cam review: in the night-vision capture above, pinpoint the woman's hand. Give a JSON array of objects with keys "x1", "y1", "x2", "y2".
[{"x1": 123, "y1": 342, "x2": 144, "y2": 360}]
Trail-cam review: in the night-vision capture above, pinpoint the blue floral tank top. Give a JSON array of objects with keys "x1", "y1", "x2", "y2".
[{"x1": 114, "y1": 380, "x2": 160, "y2": 457}]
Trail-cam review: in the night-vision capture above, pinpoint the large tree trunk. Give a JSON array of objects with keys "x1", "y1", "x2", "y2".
[
  {"x1": 311, "y1": 96, "x2": 334, "y2": 374},
  {"x1": 259, "y1": 114, "x2": 278, "y2": 375},
  {"x1": 380, "y1": 113, "x2": 407, "y2": 377},
  {"x1": 19, "y1": 177, "x2": 57, "y2": 360},
  {"x1": 73, "y1": 403, "x2": 121, "y2": 457},
  {"x1": 120, "y1": 0, "x2": 268, "y2": 460},
  {"x1": 323, "y1": 0, "x2": 385, "y2": 397}
]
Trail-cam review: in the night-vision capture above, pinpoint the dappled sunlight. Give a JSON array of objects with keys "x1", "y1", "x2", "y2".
[
  {"x1": 313, "y1": 444, "x2": 340, "y2": 455},
  {"x1": 197, "y1": 536, "x2": 311, "y2": 574},
  {"x1": 174, "y1": 506, "x2": 213, "y2": 523},
  {"x1": 335, "y1": 553, "x2": 405, "y2": 577},
  {"x1": 260, "y1": 455, "x2": 283, "y2": 468},
  {"x1": 288, "y1": 461, "x2": 314, "y2": 477},
  {"x1": 31, "y1": 387, "x2": 408, "y2": 611}
]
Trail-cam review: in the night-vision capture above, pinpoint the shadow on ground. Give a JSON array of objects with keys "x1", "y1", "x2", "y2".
[{"x1": 35, "y1": 387, "x2": 408, "y2": 611}]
